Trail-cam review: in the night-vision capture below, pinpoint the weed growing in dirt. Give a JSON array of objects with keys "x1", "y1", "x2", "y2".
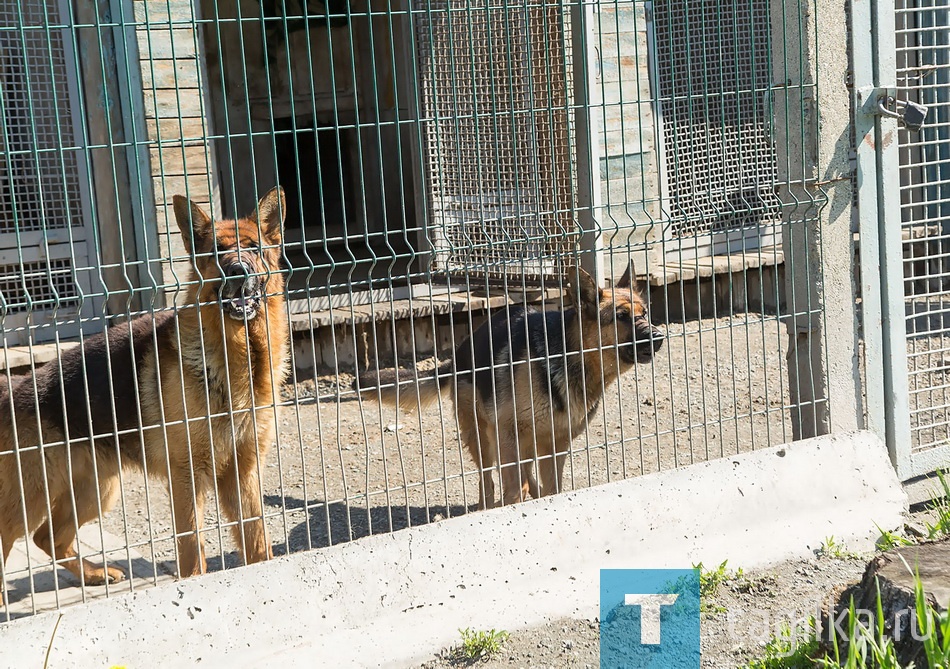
[
  {"x1": 914, "y1": 568, "x2": 950, "y2": 669},
  {"x1": 745, "y1": 570, "x2": 947, "y2": 669},
  {"x1": 817, "y1": 536, "x2": 859, "y2": 560},
  {"x1": 456, "y1": 628, "x2": 510, "y2": 660},
  {"x1": 819, "y1": 586, "x2": 903, "y2": 669},
  {"x1": 875, "y1": 469, "x2": 950, "y2": 550},
  {"x1": 874, "y1": 522, "x2": 914, "y2": 551},
  {"x1": 694, "y1": 560, "x2": 742, "y2": 614},
  {"x1": 741, "y1": 619, "x2": 820, "y2": 669},
  {"x1": 923, "y1": 469, "x2": 950, "y2": 541}
]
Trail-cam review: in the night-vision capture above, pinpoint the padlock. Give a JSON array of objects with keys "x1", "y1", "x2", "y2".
[
  {"x1": 897, "y1": 99, "x2": 928, "y2": 132},
  {"x1": 877, "y1": 96, "x2": 929, "y2": 132}
]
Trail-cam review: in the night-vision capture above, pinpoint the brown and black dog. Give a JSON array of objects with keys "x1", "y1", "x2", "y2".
[
  {"x1": 357, "y1": 263, "x2": 663, "y2": 509},
  {"x1": 0, "y1": 187, "x2": 289, "y2": 586}
]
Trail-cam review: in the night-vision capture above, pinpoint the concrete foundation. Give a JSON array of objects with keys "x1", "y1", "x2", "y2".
[{"x1": 0, "y1": 430, "x2": 905, "y2": 668}]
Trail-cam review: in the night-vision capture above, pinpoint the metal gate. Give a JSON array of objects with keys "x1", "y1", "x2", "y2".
[{"x1": 856, "y1": 0, "x2": 950, "y2": 480}]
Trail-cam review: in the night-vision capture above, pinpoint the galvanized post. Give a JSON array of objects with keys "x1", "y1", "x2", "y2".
[
  {"x1": 853, "y1": 0, "x2": 913, "y2": 475},
  {"x1": 571, "y1": 0, "x2": 604, "y2": 285}
]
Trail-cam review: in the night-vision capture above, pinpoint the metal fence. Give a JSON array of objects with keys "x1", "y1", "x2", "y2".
[
  {"x1": 896, "y1": 0, "x2": 950, "y2": 474},
  {"x1": 0, "y1": 0, "x2": 829, "y2": 621}
]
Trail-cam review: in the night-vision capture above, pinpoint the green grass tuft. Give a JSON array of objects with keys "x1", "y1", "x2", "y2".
[
  {"x1": 457, "y1": 627, "x2": 510, "y2": 660},
  {"x1": 817, "y1": 536, "x2": 859, "y2": 560},
  {"x1": 693, "y1": 560, "x2": 742, "y2": 614},
  {"x1": 741, "y1": 619, "x2": 820, "y2": 669}
]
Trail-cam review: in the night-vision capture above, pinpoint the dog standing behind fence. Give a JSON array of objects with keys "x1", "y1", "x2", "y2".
[
  {"x1": 356, "y1": 263, "x2": 663, "y2": 508},
  {"x1": 0, "y1": 187, "x2": 289, "y2": 587}
]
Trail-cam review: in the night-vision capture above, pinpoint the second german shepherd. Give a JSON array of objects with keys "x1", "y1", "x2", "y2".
[
  {"x1": 0, "y1": 188, "x2": 289, "y2": 586},
  {"x1": 357, "y1": 263, "x2": 663, "y2": 508}
]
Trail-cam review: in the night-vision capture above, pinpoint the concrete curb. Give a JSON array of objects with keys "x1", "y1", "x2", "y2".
[{"x1": 0, "y1": 430, "x2": 905, "y2": 668}]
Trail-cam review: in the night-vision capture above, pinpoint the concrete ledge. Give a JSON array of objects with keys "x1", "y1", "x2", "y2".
[
  {"x1": 0, "y1": 342, "x2": 77, "y2": 372},
  {"x1": 0, "y1": 430, "x2": 905, "y2": 668}
]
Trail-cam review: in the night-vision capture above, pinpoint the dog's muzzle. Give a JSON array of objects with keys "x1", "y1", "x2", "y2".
[
  {"x1": 220, "y1": 260, "x2": 264, "y2": 321},
  {"x1": 632, "y1": 324, "x2": 664, "y2": 363}
]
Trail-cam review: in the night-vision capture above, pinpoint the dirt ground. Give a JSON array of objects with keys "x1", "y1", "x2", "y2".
[
  {"x1": 415, "y1": 508, "x2": 941, "y2": 669},
  {"x1": 97, "y1": 312, "x2": 796, "y2": 571},
  {"x1": 415, "y1": 553, "x2": 868, "y2": 669}
]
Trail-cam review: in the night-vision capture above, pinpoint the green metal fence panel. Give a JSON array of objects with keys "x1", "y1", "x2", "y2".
[{"x1": 0, "y1": 0, "x2": 830, "y2": 620}]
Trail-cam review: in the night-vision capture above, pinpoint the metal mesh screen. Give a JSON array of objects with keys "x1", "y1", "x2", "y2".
[
  {"x1": 0, "y1": 258, "x2": 78, "y2": 313},
  {"x1": 414, "y1": 0, "x2": 576, "y2": 278},
  {"x1": 0, "y1": 0, "x2": 82, "y2": 233},
  {"x1": 651, "y1": 0, "x2": 782, "y2": 242},
  {"x1": 896, "y1": 0, "x2": 950, "y2": 454}
]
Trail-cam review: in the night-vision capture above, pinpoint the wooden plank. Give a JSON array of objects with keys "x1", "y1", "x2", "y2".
[
  {"x1": 152, "y1": 176, "x2": 212, "y2": 205},
  {"x1": 146, "y1": 117, "x2": 208, "y2": 144},
  {"x1": 77, "y1": 0, "x2": 144, "y2": 315},
  {"x1": 136, "y1": 28, "x2": 198, "y2": 60},
  {"x1": 143, "y1": 88, "x2": 204, "y2": 119},
  {"x1": 133, "y1": 0, "x2": 194, "y2": 24},
  {"x1": 149, "y1": 145, "x2": 210, "y2": 177},
  {"x1": 140, "y1": 59, "x2": 200, "y2": 89}
]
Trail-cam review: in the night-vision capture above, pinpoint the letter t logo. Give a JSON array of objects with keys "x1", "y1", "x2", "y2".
[{"x1": 623, "y1": 594, "x2": 679, "y2": 644}]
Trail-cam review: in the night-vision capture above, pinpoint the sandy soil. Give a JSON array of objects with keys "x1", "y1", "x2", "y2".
[{"x1": 97, "y1": 312, "x2": 795, "y2": 571}]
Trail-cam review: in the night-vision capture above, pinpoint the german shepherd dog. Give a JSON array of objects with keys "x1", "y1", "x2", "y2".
[
  {"x1": 0, "y1": 187, "x2": 289, "y2": 587},
  {"x1": 356, "y1": 263, "x2": 663, "y2": 508}
]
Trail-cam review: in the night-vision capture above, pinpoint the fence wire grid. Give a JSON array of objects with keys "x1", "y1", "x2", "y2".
[{"x1": 0, "y1": 0, "x2": 827, "y2": 620}]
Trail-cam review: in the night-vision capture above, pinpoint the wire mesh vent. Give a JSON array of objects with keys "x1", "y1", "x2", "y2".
[
  {"x1": 414, "y1": 0, "x2": 575, "y2": 279},
  {"x1": 0, "y1": 1, "x2": 83, "y2": 234},
  {"x1": 0, "y1": 258, "x2": 79, "y2": 313},
  {"x1": 651, "y1": 0, "x2": 781, "y2": 240}
]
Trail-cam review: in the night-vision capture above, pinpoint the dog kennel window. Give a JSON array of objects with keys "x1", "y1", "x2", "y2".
[
  {"x1": 413, "y1": 0, "x2": 576, "y2": 279},
  {"x1": 0, "y1": 258, "x2": 79, "y2": 313},
  {"x1": 0, "y1": 0, "x2": 83, "y2": 234},
  {"x1": 650, "y1": 0, "x2": 781, "y2": 248}
]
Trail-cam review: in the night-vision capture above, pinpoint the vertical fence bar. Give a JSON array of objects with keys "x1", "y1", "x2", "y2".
[
  {"x1": 570, "y1": 0, "x2": 603, "y2": 283},
  {"x1": 875, "y1": 0, "x2": 914, "y2": 479},
  {"x1": 852, "y1": 0, "x2": 886, "y2": 443}
]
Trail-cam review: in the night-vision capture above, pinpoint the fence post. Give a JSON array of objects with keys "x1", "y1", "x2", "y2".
[
  {"x1": 571, "y1": 0, "x2": 604, "y2": 284},
  {"x1": 770, "y1": 0, "x2": 862, "y2": 439}
]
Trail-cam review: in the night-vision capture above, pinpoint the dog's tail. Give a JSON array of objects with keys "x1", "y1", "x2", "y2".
[{"x1": 353, "y1": 361, "x2": 453, "y2": 413}]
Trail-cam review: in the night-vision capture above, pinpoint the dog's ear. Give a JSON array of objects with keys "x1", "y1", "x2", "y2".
[
  {"x1": 566, "y1": 265, "x2": 602, "y2": 318},
  {"x1": 251, "y1": 186, "x2": 286, "y2": 242},
  {"x1": 614, "y1": 259, "x2": 639, "y2": 291},
  {"x1": 172, "y1": 196, "x2": 214, "y2": 255}
]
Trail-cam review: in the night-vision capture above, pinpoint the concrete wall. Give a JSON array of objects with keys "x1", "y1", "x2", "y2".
[
  {"x1": 594, "y1": 2, "x2": 661, "y2": 278},
  {"x1": 135, "y1": 0, "x2": 220, "y2": 297}
]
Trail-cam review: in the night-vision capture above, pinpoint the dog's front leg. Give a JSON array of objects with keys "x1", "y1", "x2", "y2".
[
  {"x1": 219, "y1": 451, "x2": 271, "y2": 565},
  {"x1": 170, "y1": 473, "x2": 208, "y2": 577}
]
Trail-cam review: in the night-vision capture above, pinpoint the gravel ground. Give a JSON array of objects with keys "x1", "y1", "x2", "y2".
[
  {"x1": 414, "y1": 553, "x2": 869, "y2": 669},
  {"x1": 415, "y1": 509, "x2": 943, "y2": 669},
  {"x1": 98, "y1": 312, "x2": 794, "y2": 570}
]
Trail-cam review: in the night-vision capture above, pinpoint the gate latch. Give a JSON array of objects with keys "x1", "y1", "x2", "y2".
[{"x1": 877, "y1": 96, "x2": 929, "y2": 132}]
